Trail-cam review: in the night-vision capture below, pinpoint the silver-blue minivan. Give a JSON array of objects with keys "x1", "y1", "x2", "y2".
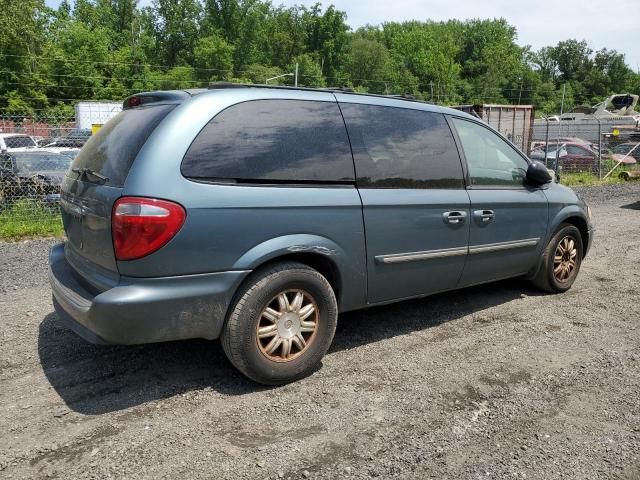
[{"x1": 48, "y1": 85, "x2": 594, "y2": 384}]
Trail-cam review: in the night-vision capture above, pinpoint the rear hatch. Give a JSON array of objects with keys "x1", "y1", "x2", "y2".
[{"x1": 60, "y1": 101, "x2": 177, "y2": 287}]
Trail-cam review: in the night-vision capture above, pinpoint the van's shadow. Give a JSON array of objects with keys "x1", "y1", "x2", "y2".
[
  {"x1": 620, "y1": 201, "x2": 640, "y2": 210},
  {"x1": 38, "y1": 279, "x2": 539, "y2": 415}
]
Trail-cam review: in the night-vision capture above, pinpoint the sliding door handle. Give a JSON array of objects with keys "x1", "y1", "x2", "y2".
[
  {"x1": 443, "y1": 210, "x2": 467, "y2": 225},
  {"x1": 473, "y1": 209, "x2": 495, "y2": 224}
]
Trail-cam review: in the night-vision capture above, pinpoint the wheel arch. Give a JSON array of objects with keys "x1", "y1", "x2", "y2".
[
  {"x1": 249, "y1": 252, "x2": 343, "y2": 306},
  {"x1": 526, "y1": 209, "x2": 590, "y2": 280},
  {"x1": 560, "y1": 215, "x2": 589, "y2": 258},
  {"x1": 231, "y1": 234, "x2": 365, "y2": 310}
]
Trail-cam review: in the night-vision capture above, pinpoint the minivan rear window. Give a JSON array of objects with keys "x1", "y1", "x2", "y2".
[
  {"x1": 70, "y1": 105, "x2": 175, "y2": 187},
  {"x1": 181, "y1": 99, "x2": 355, "y2": 183}
]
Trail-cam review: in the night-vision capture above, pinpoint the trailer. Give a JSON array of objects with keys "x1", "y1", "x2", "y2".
[
  {"x1": 74, "y1": 101, "x2": 122, "y2": 131},
  {"x1": 451, "y1": 104, "x2": 535, "y2": 154}
]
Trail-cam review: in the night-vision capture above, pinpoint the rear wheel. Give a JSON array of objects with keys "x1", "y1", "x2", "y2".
[
  {"x1": 221, "y1": 262, "x2": 337, "y2": 385},
  {"x1": 532, "y1": 223, "x2": 583, "y2": 293}
]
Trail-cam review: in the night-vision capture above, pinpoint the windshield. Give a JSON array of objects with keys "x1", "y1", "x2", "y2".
[
  {"x1": 13, "y1": 152, "x2": 72, "y2": 173},
  {"x1": 4, "y1": 135, "x2": 37, "y2": 148}
]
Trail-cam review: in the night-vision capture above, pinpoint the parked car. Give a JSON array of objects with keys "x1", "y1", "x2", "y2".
[
  {"x1": 48, "y1": 86, "x2": 594, "y2": 385},
  {"x1": 0, "y1": 150, "x2": 72, "y2": 205},
  {"x1": 529, "y1": 141, "x2": 605, "y2": 171},
  {"x1": 529, "y1": 144, "x2": 568, "y2": 164},
  {"x1": 609, "y1": 142, "x2": 640, "y2": 163},
  {"x1": 531, "y1": 137, "x2": 596, "y2": 151},
  {"x1": 44, "y1": 128, "x2": 92, "y2": 149},
  {"x1": 0, "y1": 133, "x2": 38, "y2": 151},
  {"x1": 43, "y1": 146, "x2": 82, "y2": 158}
]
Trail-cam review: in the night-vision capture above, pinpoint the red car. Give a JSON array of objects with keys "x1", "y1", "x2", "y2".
[{"x1": 530, "y1": 141, "x2": 600, "y2": 171}]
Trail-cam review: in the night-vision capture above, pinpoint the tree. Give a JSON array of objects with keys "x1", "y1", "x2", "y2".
[
  {"x1": 289, "y1": 53, "x2": 324, "y2": 87},
  {"x1": 151, "y1": 0, "x2": 202, "y2": 66},
  {"x1": 551, "y1": 40, "x2": 592, "y2": 83},
  {"x1": 301, "y1": 4, "x2": 350, "y2": 80},
  {"x1": 0, "y1": 0, "x2": 638, "y2": 115},
  {"x1": 346, "y1": 37, "x2": 392, "y2": 92},
  {"x1": 194, "y1": 34, "x2": 235, "y2": 82}
]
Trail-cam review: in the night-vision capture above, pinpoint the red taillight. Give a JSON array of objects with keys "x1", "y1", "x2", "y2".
[
  {"x1": 126, "y1": 96, "x2": 142, "y2": 108},
  {"x1": 112, "y1": 197, "x2": 186, "y2": 261}
]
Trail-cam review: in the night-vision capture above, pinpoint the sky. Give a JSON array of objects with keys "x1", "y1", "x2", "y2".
[{"x1": 44, "y1": 0, "x2": 640, "y2": 71}]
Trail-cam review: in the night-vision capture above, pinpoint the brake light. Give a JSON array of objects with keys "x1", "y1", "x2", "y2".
[
  {"x1": 126, "y1": 96, "x2": 142, "y2": 108},
  {"x1": 112, "y1": 197, "x2": 186, "y2": 261}
]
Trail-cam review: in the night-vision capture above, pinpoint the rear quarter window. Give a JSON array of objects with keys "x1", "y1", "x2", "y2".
[
  {"x1": 181, "y1": 99, "x2": 354, "y2": 183},
  {"x1": 71, "y1": 105, "x2": 175, "y2": 187},
  {"x1": 339, "y1": 104, "x2": 465, "y2": 189}
]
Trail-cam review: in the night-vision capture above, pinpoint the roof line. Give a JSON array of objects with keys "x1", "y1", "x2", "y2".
[{"x1": 206, "y1": 82, "x2": 433, "y2": 106}]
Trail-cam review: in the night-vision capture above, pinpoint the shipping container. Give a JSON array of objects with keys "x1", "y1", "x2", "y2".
[{"x1": 452, "y1": 104, "x2": 535, "y2": 155}]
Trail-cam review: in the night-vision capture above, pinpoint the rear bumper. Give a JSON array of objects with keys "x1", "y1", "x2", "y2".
[{"x1": 48, "y1": 243, "x2": 249, "y2": 345}]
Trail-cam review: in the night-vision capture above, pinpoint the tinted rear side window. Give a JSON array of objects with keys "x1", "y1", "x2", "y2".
[
  {"x1": 71, "y1": 105, "x2": 175, "y2": 187},
  {"x1": 181, "y1": 100, "x2": 354, "y2": 183},
  {"x1": 340, "y1": 104, "x2": 464, "y2": 188}
]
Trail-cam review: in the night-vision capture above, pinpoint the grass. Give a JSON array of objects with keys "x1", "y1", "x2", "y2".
[
  {"x1": 559, "y1": 172, "x2": 626, "y2": 186},
  {"x1": 0, "y1": 200, "x2": 64, "y2": 240}
]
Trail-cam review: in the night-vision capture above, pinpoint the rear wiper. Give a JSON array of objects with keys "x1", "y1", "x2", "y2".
[{"x1": 72, "y1": 167, "x2": 109, "y2": 184}]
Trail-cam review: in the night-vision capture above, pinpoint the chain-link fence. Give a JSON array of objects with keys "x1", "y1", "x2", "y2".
[
  {"x1": 0, "y1": 103, "x2": 123, "y2": 238},
  {"x1": 531, "y1": 118, "x2": 640, "y2": 179}
]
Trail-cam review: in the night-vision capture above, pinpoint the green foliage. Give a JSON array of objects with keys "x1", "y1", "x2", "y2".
[
  {"x1": 194, "y1": 34, "x2": 235, "y2": 82},
  {"x1": 0, "y1": 201, "x2": 64, "y2": 240},
  {"x1": 289, "y1": 53, "x2": 325, "y2": 87},
  {"x1": 0, "y1": 0, "x2": 637, "y2": 113},
  {"x1": 560, "y1": 172, "x2": 623, "y2": 187}
]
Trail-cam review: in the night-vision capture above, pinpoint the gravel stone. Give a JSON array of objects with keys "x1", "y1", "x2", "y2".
[{"x1": 0, "y1": 183, "x2": 639, "y2": 479}]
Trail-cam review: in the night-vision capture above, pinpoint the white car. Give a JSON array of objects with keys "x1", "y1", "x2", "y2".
[{"x1": 0, "y1": 133, "x2": 38, "y2": 151}]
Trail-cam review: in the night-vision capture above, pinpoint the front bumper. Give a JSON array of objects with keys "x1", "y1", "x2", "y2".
[
  {"x1": 48, "y1": 243, "x2": 249, "y2": 345},
  {"x1": 585, "y1": 227, "x2": 594, "y2": 257}
]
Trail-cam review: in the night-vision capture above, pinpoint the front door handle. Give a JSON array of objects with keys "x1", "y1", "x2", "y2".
[
  {"x1": 473, "y1": 209, "x2": 495, "y2": 224},
  {"x1": 443, "y1": 210, "x2": 467, "y2": 225}
]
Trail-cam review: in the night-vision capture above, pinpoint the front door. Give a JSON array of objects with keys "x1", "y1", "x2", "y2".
[
  {"x1": 337, "y1": 98, "x2": 470, "y2": 303},
  {"x1": 450, "y1": 117, "x2": 549, "y2": 287}
]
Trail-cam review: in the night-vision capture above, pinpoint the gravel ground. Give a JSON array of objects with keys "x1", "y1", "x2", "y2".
[{"x1": 0, "y1": 183, "x2": 639, "y2": 480}]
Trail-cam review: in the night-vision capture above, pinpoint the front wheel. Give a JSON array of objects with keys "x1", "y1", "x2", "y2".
[
  {"x1": 532, "y1": 223, "x2": 583, "y2": 293},
  {"x1": 221, "y1": 262, "x2": 338, "y2": 385}
]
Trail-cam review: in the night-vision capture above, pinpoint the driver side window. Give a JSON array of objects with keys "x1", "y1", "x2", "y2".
[{"x1": 452, "y1": 118, "x2": 528, "y2": 187}]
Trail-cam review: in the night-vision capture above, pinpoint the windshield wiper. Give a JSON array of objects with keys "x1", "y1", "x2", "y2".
[{"x1": 72, "y1": 167, "x2": 109, "y2": 184}]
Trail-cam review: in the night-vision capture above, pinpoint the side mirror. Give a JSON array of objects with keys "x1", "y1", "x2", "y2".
[{"x1": 526, "y1": 161, "x2": 552, "y2": 186}]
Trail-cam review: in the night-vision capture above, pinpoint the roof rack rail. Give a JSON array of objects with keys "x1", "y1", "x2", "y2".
[
  {"x1": 325, "y1": 86, "x2": 355, "y2": 93},
  {"x1": 208, "y1": 82, "x2": 250, "y2": 89},
  {"x1": 205, "y1": 82, "x2": 431, "y2": 106}
]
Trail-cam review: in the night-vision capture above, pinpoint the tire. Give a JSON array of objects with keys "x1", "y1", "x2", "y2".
[
  {"x1": 221, "y1": 262, "x2": 338, "y2": 385},
  {"x1": 532, "y1": 223, "x2": 583, "y2": 293}
]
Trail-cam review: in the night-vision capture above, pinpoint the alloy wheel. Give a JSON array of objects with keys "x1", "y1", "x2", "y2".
[
  {"x1": 553, "y1": 236, "x2": 578, "y2": 282},
  {"x1": 256, "y1": 289, "x2": 319, "y2": 362}
]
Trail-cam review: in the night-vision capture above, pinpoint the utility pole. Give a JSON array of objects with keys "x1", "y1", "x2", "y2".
[
  {"x1": 294, "y1": 62, "x2": 299, "y2": 87},
  {"x1": 517, "y1": 79, "x2": 523, "y2": 105},
  {"x1": 559, "y1": 83, "x2": 567, "y2": 116}
]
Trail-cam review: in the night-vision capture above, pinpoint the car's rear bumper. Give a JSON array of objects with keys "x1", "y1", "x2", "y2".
[{"x1": 48, "y1": 243, "x2": 249, "y2": 345}]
